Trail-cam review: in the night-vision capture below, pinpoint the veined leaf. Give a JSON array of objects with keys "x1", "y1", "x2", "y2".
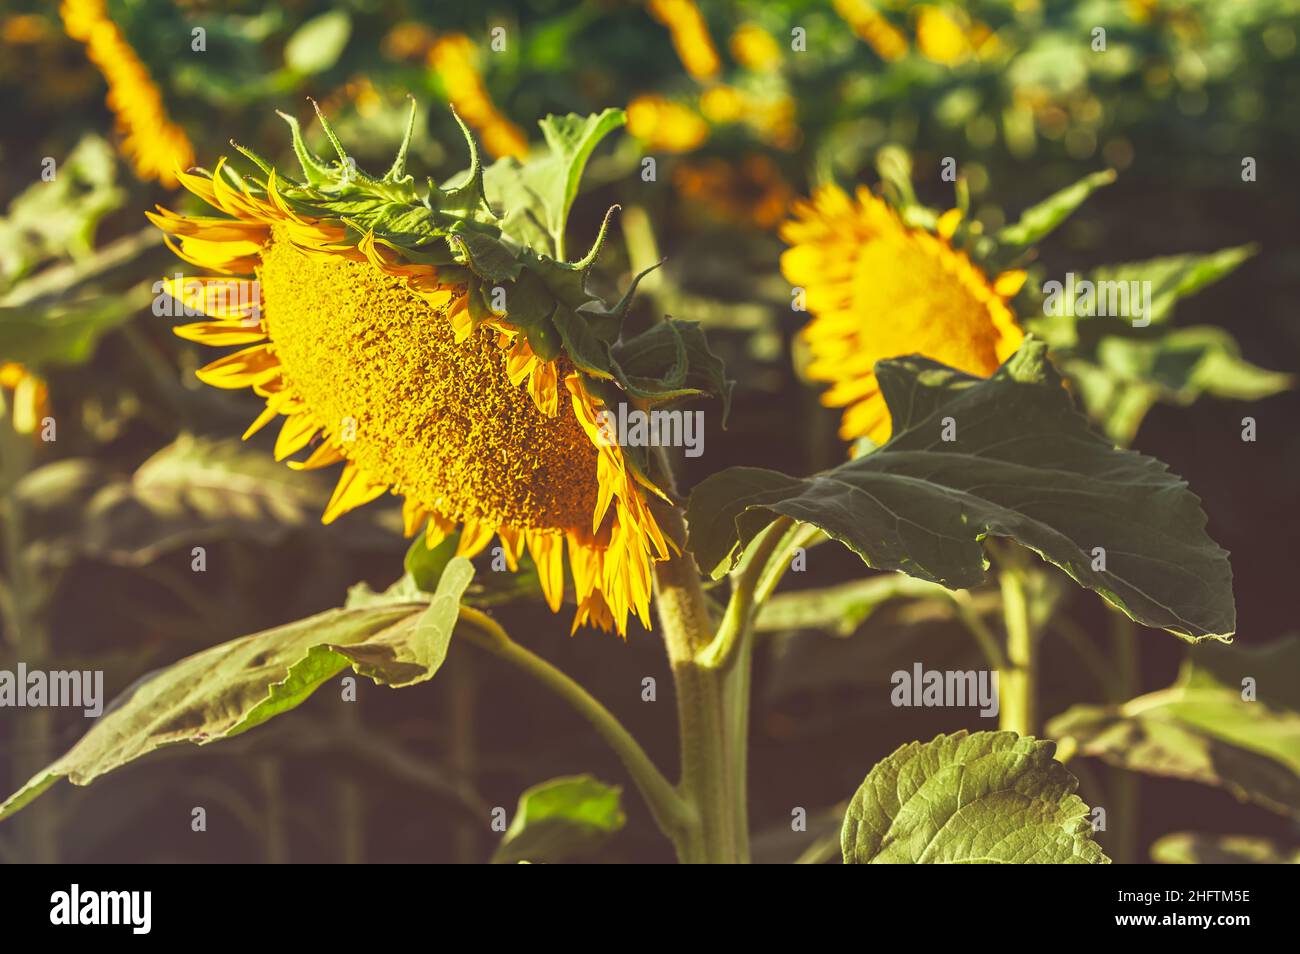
[
  {"x1": 842, "y1": 730, "x2": 1108, "y2": 864},
  {"x1": 687, "y1": 338, "x2": 1234, "y2": 641},
  {"x1": 492, "y1": 775, "x2": 626, "y2": 864},
  {"x1": 484, "y1": 109, "x2": 625, "y2": 258},
  {"x1": 1047, "y1": 636, "x2": 1300, "y2": 818},
  {"x1": 0, "y1": 559, "x2": 475, "y2": 822},
  {"x1": 996, "y1": 169, "x2": 1115, "y2": 249}
]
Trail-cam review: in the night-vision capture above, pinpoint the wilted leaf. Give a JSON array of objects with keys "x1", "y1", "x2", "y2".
[
  {"x1": 0, "y1": 559, "x2": 475, "y2": 821},
  {"x1": 842, "y1": 730, "x2": 1108, "y2": 863},
  {"x1": 1047, "y1": 637, "x2": 1300, "y2": 817}
]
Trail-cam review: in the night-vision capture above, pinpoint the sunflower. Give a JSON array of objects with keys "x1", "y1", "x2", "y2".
[
  {"x1": 781, "y1": 186, "x2": 1026, "y2": 445},
  {"x1": 147, "y1": 106, "x2": 695, "y2": 636}
]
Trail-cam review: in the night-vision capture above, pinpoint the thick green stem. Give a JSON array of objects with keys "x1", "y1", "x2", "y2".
[
  {"x1": 998, "y1": 563, "x2": 1037, "y2": 736},
  {"x1": 652, "y1": 506, "x2": 743, "y2": 863}
]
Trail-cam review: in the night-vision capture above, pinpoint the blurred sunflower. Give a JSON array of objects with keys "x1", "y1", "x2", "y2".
[
  {"x1": 148, "y1": 110, "x2": 679, "y2": 636},
  {"x1": 429, "y1": 34, "x2": 529, "y2": 160},
  {"x1": 781, "y1": 187, "x2": 1025, "y2": 445},
  {"x1": 647, "y1": 0, "x2": 721, "y2": 82},
  {"x1": 60, "y1": 0, "x2": 193, "y2": 185},
  {"x1": 0, "y1": 363, "x2": 48, "y2": 436}
]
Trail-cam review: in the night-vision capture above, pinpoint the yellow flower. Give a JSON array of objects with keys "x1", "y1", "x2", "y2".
[
  {"x1": 626, "y1": 95, "x2": 709, "y2": 153},
  {"x1": 60, "y1": 0, "x2": 193, "y2": 186},
  {"x1": 833, "y1": 0, "x2": 908, "y2": 62},
  {"x1": 429, "y1": 34, "x2": 529, "y2": 160},
  {"x1": 148, "y1": 163, "x2": 670, "y2": 637},
  {"x1": 699, "y1": 84, "x2": 745, "y2": 124},
  {"x1": 781, "y1": 187, "x2": 1025, "y2": 445},
  {"x1": 914, "y1": 5, "x2": 999, "y2": 66},
  {"x1": 729, "y1": 23, "x2": 782, "y2": 72},
  {"x1": 0, "y1": 363, "x2": 48, "y2": 435},
  {"x1": 647, "y1": 0, "x2": 720, "y2": 81}
]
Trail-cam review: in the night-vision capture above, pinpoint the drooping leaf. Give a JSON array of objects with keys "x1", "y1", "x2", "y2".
[
  {"x1": 1047, "y1": 636, "x2": 1300, "y2": 818},
  {"x1": 0, "y1": 559, "x2": 474, "y2": 822},
  {"x1": 842, "y1": 730, "x2": 1108, "y2": 864},
  {"x1": 996, "y1": 169, "x2": 1115, "y2": 249},
  {"x1": 1151, "y1": 832, "x2": 1300, "y2": 865},
  {"x1": 492, "y1": 775, "x2": 626, "y2": 864},
  {"x1": 687, "y1": 338, "x2": 1235, "y2": 641}
]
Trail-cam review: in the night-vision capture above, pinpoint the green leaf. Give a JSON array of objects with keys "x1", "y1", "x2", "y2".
[
  {"x1": 1086, "y1": 245, "x2": 1255, "y2": 327},
  {"x1": 0, "y1": 135, "x2": 123, "y2": 288},
  {"x1": 1060, "y1": 324, "x2": 1291, "y2": 444},
  {"x1": 842, "y1": 730, "x2": 1108, "y2": 863},
  {"x1": 1047, "y1": 636, "x2": 1300, "y2": 818},
  {"x1": 612, "y1": 319, "x2": 734, "y2": 421},
  {"x1": 404, "y1": 532, "x2": 545, "y2": 608},
  {"x1": 20, "y1": 434, "x2": 364, "y2": 567},
  {"x1": 283, "y1": 11, "x2": 352, "y2": 74},
  {"x1": 687, "y1": 338, "x2": 1235, "y2": 641},
  {"x1": 484, "y1": 109, "x2": 625, "y2": 258},
  {"x1": 492, "y1": 775, "x2": 626, "y2": 864},
  {"x1": 1151, "y1": 833, "x2": 1300, "y2": 865},
  {"x1": 0, "y1": 284, "x2": 148, "y2": 370},
  {"x1": 756, "y1": 573, "x2": 950, "y2": 636},
  {"x1": 0, "y1": 560, "x2": 473, "y2": 821},
  {"x1": 996, "y1": 169, "x2": 1115, "y2": 249}
]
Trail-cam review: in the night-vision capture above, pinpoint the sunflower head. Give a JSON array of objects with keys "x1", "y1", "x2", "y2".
[
  {"x1": 781, "y1": 170, "x2": 1027, "y2": 447},
  {"x1": 150, "y1": 101, "x2": 731, "y2": 636}
]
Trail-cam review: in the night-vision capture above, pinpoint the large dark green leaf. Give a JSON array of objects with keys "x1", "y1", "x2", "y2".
[
  {"x1": 1048, "y1": 637, "x2": 1300, "y2": 817},
  {"x1": 687, "y1": 339, "x2": 1234, "y2": 641},
  {"x1": 492, "y1": 775, "x2": 626, "y2": 864},
  {"x1": 0, "y1": 559, "x2": 473, "y2": 822},
  {"x1": 842, "y1": 731, "x2": 1108, "y2": 864}
]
